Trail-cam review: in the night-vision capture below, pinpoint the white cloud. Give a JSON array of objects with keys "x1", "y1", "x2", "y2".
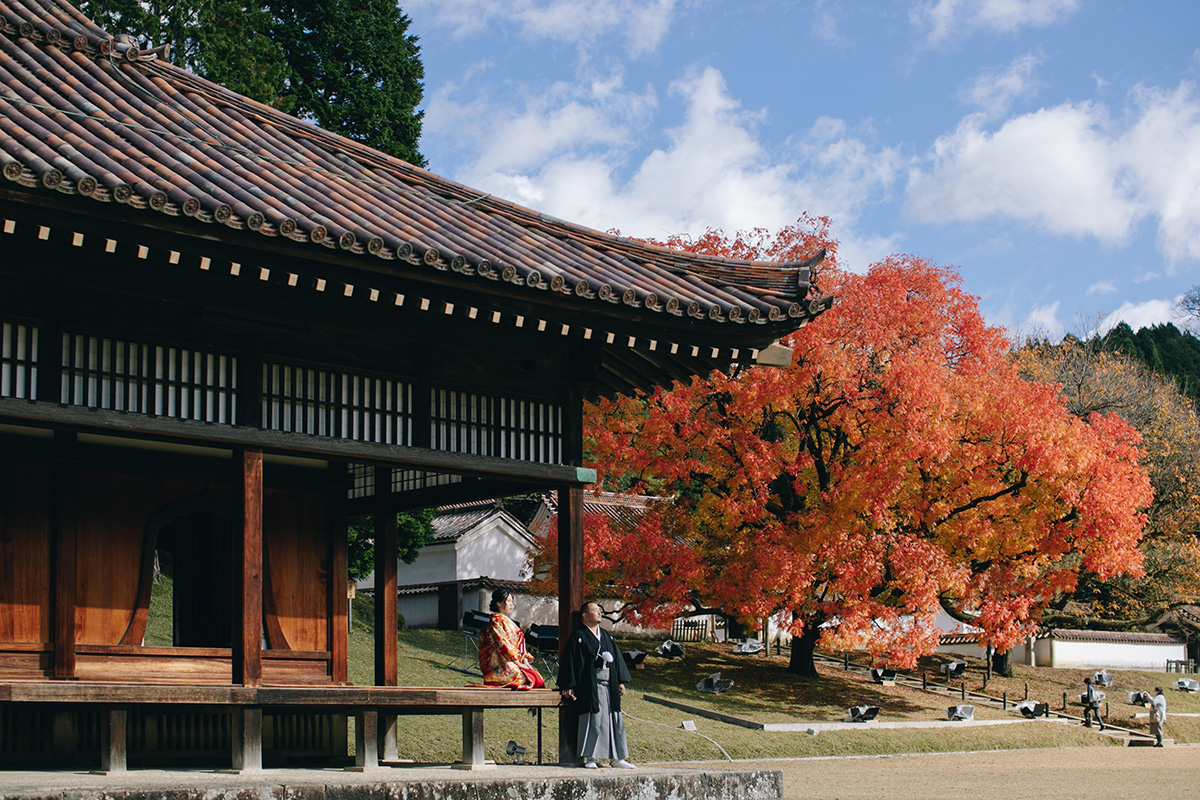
[
  {"x1": 432, "y1": 65, "x2": 905, "y2": 267},
  {"x1": 1099, "y1": 297, "x2": 1181, "y2": 334},
  {"x1": 906, "y1": 104, "x2": 1138, "y2": 242},
  {"x1": 910, "y1": 0, "x2": 1079, "y2": 47},
  {"x1": 1021, "y1": 300, "x2": 1064, "y2": 339},
  {"x1": 1086, "y1": 280, "x2": 1117, "y2": 296},
  {"x1": 961, "y1": 53, "x2": 1043, "y2": 118},
  {"x1": 907, "y1": 81, "x2": 1200, "y2": 269},
  {"x1": 1120, "y1": 83, "x2": 1200, "y2": 269},
  {"x1": 406, "y1": 0, "x2": 679, "y2": 57}
]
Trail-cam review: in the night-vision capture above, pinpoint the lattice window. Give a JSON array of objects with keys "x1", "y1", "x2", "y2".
[
  {"x1": 60, "y1": 333, "x2": 236, "y2": 423},
  {"x1": 263, "y1": 362, "x2": 412, "y2": 445},
  {"x1": 347, "y1": 465, "x2": 461, "y2": 501},
  {"x1": 497, "y1": 396, "x2": 563, "y2": 463},
  {"x1": 432, "y1": 389, "x2": 563, "y2": 464},
  {"x1": 0, "y1": 320, "x2": 38, "y2": 400}
]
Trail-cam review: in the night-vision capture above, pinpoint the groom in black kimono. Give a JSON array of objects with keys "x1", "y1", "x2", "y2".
[{"x1": 558, "y1": 601, "x2": 635, "y2": 768}]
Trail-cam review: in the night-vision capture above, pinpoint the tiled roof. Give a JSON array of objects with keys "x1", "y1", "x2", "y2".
[
  {"x1": 429, "y1": 499, "x2": 526, "y2": 542},
  {"x1": 531, "y1": 491, "x2": 664, "y2": 536},
  {"x1": 0, "y1": 0, "x2": 832, "y2": 390},
  {"x1": 1040, "y1": 629, "x2": 1184, "y2": 645}
]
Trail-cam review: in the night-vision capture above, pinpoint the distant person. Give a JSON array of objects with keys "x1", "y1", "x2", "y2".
[
  {"x1": 478, "y1": 588, "x2": 544, "y2": 688},
  {"x1": 1150, "y1": 686, "x2": 1166, "y2": 747},
  {"x1": 558, "y1": 601, "x2": 635, "y2": 768},
  {"x1": 1082, "y1": 677, "x2": 1104, "y2": 730}
]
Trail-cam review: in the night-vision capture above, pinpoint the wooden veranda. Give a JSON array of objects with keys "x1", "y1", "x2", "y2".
[{"x1": 0, "y1": 0, "x2": 829, "y2": 771}]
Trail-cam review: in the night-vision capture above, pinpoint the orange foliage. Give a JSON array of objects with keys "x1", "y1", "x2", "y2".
[{"x1": 531, "y1": 219, "x2": 1152, "y2": 669}]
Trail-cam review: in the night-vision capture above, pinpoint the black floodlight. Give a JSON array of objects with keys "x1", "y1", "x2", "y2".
[
  {"x1": 696, "y1": 672, "x2": 734, "y2": 694},
  {"x1": 527, "y1": 624, "x2": 559, "y2": 654},
  {"x1": 947, "y1": 704, "x2": 974, "y2": 721},
  {"x1": 1014, "y1": 700, "x2": 1049, "y2": 718},
  {"x1": 1128, "y1": 691, "x2": 1151, "y2": 705},
  {"x1": 1093, "y1": 669, "x2": 1115, "y2": 686},
  {"x1": 506, "y1": 740, "x2": 526, "y2": 764},
  {"x1": 1078, "y1": 689, "x2": 1106, "y2": 705},
  {"x1": 462, "y1": 610, "x2": 491, "y2": 634},
  {"x1": 870, "y1": 668, "x2": 897, "y2": 685},
  {"x1": 941, "y1": 661, "x2": 967, "y2": 679},
  {"x1": 623, "y1": 649, "x2": 647, "y2": 669},
  {"x1": 732, "y1": 639, "x2": 764, "y2": 654},
  {"x1": 1175, "y1": 678, "x2": 1199, "y2": 692},
  {"x1": 846, "y1": 705, "x2": 879, "y2": 722},
  {"x1": 655, "y1": 639, "x2": 686, "y2": 659}
]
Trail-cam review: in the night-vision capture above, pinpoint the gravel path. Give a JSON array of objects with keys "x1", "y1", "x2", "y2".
[{"x1": 671, "y1": 745, "x2": 1199, "y2": 799}]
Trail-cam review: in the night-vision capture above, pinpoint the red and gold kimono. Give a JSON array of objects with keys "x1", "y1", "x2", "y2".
[{"x1": 478, "y1": 613, "x2": 545, "y2": 688}]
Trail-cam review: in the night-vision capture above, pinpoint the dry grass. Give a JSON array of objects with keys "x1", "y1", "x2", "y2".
[
  {"x1": 346, "y1": 617, "x2": 1121, "y2": 763},
  {"x1": 902, "y1": 652, "x2": 1200, "y2": 744}
]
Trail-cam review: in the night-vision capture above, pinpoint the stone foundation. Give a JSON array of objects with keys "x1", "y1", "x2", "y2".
[{"x1": 0, "y1": 766, "x2": 782, "y2": 800}]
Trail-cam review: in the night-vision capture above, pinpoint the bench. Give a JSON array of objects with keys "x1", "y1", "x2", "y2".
[{"x1": 0, "y1": 682, "x2": 561, "y2": 773}]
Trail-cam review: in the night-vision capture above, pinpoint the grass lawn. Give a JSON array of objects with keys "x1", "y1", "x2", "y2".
[
  {"x1": 348, "y1": 607, "x2": 1118, "y2": 764},
  {"x1": 919, "y1": 654, "x2": 1200, "y2": 744}
]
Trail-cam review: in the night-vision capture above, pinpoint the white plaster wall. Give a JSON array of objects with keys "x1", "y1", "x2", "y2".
[
  {"x1": 397, "y1": 543, "x2": 459, "y2": 586},
  {"x1": 397, "y1": 593, "x2": 440, "y2": 628},
  {"x1": 456, "y1": 522, "x2": 531, "y2": 582},
  {"x1": 1042, "y1": 640, "x2": 1185, "y2": 670}
]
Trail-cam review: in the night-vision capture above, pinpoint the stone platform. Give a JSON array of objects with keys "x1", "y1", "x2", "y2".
[{"x1": 0, "y1": 765, "x2": 782, "y2": 800}]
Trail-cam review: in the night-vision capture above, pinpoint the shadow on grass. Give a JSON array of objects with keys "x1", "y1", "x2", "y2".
[{"x1": 625, "y1": 640, "x2": 929, "y2": 720}]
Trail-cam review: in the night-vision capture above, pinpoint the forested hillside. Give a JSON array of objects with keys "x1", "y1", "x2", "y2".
[{"x1": 1102, "y1": 322, "x2": 1200, "y2": 403}]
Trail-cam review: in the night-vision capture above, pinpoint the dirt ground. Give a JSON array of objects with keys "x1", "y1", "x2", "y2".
[{"x1": 676, "y1": 746, "x2": 1200, "y2": 799}]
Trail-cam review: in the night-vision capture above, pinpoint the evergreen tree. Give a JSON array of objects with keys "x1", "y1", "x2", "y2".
[{"x1": 79, "y1": 0, "x2": 424, "y2": 164}]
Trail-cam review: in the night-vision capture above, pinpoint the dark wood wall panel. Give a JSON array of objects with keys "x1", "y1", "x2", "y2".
[
  {"x1": 75, "y1": 652, "x2": 232, "y2": 684},
  {"x1": 75, "y1": 474, "x2": 206, "y2": 645},
  {"x1": 0, "y1": 647, "x2": 51, "y2": 679},
  {"x1": 264, "y1": 490, "x2": 328, "y2": 652},
  {"x1": 0, "y1": 464, "x2": 51, "y2": 644}
]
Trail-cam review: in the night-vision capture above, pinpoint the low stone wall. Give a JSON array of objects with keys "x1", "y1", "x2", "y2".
[{"x1": 0, "y1": 766, "x2": 782, "y2": 800}]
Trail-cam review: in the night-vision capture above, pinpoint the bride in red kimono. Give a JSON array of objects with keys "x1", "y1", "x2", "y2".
[{"x1": 478, "y1": 588, "x2": 545, "y2": 688}]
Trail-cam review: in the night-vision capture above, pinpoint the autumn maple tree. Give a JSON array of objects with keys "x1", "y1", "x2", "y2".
[
  {"x1": 531, "y1": 217, "x2": 1153, "y2": 678},
  {"x1": 1013, "y1": 337, "x2": 1200, "y2": 625}
]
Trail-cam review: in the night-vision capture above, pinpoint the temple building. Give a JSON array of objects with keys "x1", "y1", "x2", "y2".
[{"x1": 0, "y1": 0, "x2": 828, "y2": 769}]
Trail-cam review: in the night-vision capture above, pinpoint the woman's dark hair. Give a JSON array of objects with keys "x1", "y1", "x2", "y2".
[{"x1": 489, "y1": 588, "x2": 512, "y2": 613}]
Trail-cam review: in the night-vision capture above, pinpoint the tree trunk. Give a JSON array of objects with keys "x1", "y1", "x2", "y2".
[
  {"x1": 787, "y1": 625, "x2": 821, "y2": 678},
  {"x1": 991, "y1": 649, "x2": 1014, "y2": 677}
]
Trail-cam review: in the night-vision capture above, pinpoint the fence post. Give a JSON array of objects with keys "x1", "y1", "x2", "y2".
[
  {"x1": 844, "y1": 653, "x2": 849, "y2": 671},
  {"x1": 1003, "y1": 691, "x2": 1007, "y2": 710},
  {"x1": 922, "y1": 672, "x2": 927, "y2": 691},
  {"x1": 1062, "y1": 691, "x2": 1067, "y2": 711},
  {"x1": 961, "y1": 681, "x2": 966, "y2": 702},
  {"x1": 1024, "y1": 682, "x2": 1029, "y2": 700}
]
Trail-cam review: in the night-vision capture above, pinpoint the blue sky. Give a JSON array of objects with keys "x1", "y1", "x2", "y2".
[{"x1": 403, "y1": 0, "x2": 1200, "y2": 341}]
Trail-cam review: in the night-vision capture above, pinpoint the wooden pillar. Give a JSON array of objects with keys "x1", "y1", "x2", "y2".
[
  {"x1": 96, "y1": 708, "x2": 127, "y2": 774},
  {"x1": 232, "y1": 448, "x2": 263, "y2": 687},
  {"x1": 350, "y1": 709, "x2": 380, "y2": 771},
  {"x1": 556, "y1": 485, "x2": 585, "y2": 651},
  {"x1": 230, "y1": 707, "x2": 263, "y2": 772},
  {"x1": 557, "y1": 376, "x2": 588, "y2": 765},
  {"x1": 454, "y1": 708, "x2": 492, "y2": 770},
  {"x1": 51, "y1": 431, "x2": 77, "y2": 680},
  {"x1": 329, "y1": 465, "x2": 349, "y2": 685},
  {"x1": 373, "y1": 466, "x2": 399, "y2": 760},
  {"x1": 556, "y1": 483, "x2": 584, "y2": 765}
]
